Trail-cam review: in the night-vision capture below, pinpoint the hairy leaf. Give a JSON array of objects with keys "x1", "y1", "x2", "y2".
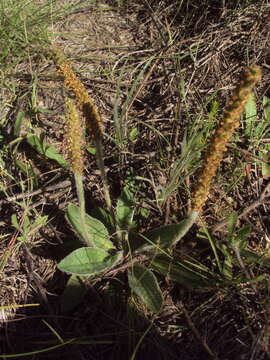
[
  {"x1": 134, "y1": 211, "x2": 198, "y2": 254},
  {"x1": 90, "y1": 207, "x2": 115, "y2": 235},
  {"x1": 58, "y1": 248, "x2": 122, "y2": 276},
  {"x1": 128, "y1": 264, "x2": 163, "y2": 313},
  {"x1": 66, "y1": 204, "x2": 114, "y2": 250},
  {"x1": 116, "y1": 179, "x2": 136, "y2": 230},
  {"x1": 61, "y1": 275, "x2": 87, "y2": 312}
]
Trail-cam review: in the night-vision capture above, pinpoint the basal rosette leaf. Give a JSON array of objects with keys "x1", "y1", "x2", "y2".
[
  {"x1": 128, "y1": 264, "x2": 163, "y2": 314},
  {"x1": 116, "y1": 180, "x2": 136, "y2": 230},
  {"x1": 61, "y1": 274, "x2": 87, "y2": 312},
  {"x1": 66, "y1": 204, "x2": 114, "y2": 250},
  {"x1": 133, "y1": 211, "x2": 198, "y2": 254},
  {"x1": 58, "y1": 248, "x2": 122, "y2": 276}
]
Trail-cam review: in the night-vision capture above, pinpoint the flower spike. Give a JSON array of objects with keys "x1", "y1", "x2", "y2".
[
  {"x1": 52, "y1": 45, "x2": 104, "y2": 139},
  {"x1": 191, "y1": 66, "x2": 262, "y2": 213}
]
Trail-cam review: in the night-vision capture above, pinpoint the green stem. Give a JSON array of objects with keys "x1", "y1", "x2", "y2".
[
  {"x1": 95, "y1": 138, "x2": 112, "y2": 212},
  {"x1": 74, "y1": 172, "x2": 93, "y2": 247},
  {"x1": 94, "y1": 137, "x2": 121, "y2": 247}
]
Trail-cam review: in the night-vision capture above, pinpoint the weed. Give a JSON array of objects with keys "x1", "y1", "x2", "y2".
[
  {"x1": 1, "y1": 1, "x2": 269, "y2": 358},
  {"x1": 53, "y1": 54, "x2": 262, "y2": 318}
]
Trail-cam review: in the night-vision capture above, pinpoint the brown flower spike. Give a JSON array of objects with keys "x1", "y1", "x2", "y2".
[
  {"x1": 65, "y1": 99, "x2": 85, "y2": 175},
  {"x1": 53, "y1": 46, "x2": 103, "y2": 139},
  {"x1": 191, "y1": 65, "x2": 261, "y2": 213}
]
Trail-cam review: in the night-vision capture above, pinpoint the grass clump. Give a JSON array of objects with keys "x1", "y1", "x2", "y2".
[{"x1": 1, "y1": 0, "x2": 60, "y2": 68}]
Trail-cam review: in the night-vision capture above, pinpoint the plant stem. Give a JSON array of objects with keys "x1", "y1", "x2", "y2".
[
  {"x1": 74, "y1": 172, "x2": 93, "y2": 247},
  {"x1": 95, "y1": 137, "x2": 121, "y2": 247},
  {"x1": 95, "y1": 137, "x2": 112, "y2": 213}
]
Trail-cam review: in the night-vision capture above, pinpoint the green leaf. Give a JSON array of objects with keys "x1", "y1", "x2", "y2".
[
  {"x1": 234, "y1": 225, "x2": 251, "y2": 250},
  {"x1": 11, "y1": 214, "x2": 20, "y2": 231},
  {"x1": 58, "y1": 247, "x2": 123, "y2": 276},
  {"x1": 220, "y1": 244, "x2": 233, "y2": 280},
  {"x1": 199, "y1": 227, "x2": 223, "y2": 275},
  {"x1": 12, "y1": 214, "x2": 31, "y2": 234},
  {"x1": 128, "y1": 264, "x2": 163, "y2": 314},
  {"x1": 262, "y1": 160, "x2": 270, "y2": 178},
  {"x1": 90, "y1": 207, "x2": 115, "y2": 235},
  {"x1": 263, "y1": 96, "x2": 270, "y2": 121},
  {"x1": 87, "y1": 146, "x2": 96, "y2": 155},
  {"x1": 134, "y1": 211, "x2": 198, "y2": 254},
  {"x1": 236, "y1": 225, "x2": 251, "y2": 241},
  {"x1": 138, "y1": 206, "x2": 150, "y2": 219},
  {"x1": 226, "y1": 211, "x2": 238, "y2": 243},
  {"x1": 15, "y1": 160, "x2": 39, "y2": 188},
  {"x1": 128, "y1": 127, "x2": 139, "y2": 142},
  {"x1": 61, "y1": 275, "x2": 87, "y2": 312},
  {"x1": 260, "y1": 144, "x2": 270, "y2": 178},
  {"x1": 116, "y1": 179, "x2": 136, "y2": 229},
  {"x1": 151, "y1": 255, "x2": 211, "y2": 288},
  {"x1": 32, "y1": 216, "x2": 48, "y2": 230},
  {"x1": 27, "y1": 134, "x2": 68, "y2": 168},
  {"x1": 208, "y1": 100, "x2": 220, "y2": 121},
  {"x1": 242, "y1": 274, "x2": 267, "y2": 284},
  {"x1": 13, "y1": 111, "x2": 25, "y2": 137},
  {"x1": 241, "y1": 249, "x2": 270, "y2": 268},
  {"x1": 66, "y1": 204, "x2": 114, "y2": 250}
]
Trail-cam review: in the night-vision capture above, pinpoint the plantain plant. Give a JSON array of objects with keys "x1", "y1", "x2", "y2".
[{"x1": 52, "y1": 48, "x2": 263, "y2": 314}]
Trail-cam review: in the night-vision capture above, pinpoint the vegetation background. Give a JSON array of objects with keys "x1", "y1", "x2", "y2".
[{"x1": 0, "y1": 0, "x2": 270, "y2": 359}]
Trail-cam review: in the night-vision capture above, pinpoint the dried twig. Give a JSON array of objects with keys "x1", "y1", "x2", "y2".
[
  {"x1": 227, "y1": 144, "x2": 270, "y2": 164},
  {"x1": 0, "y1": 180, "x2": 71, "y2": 205},
  {"x1": 179, "y1": 302, "x2": 218, "y2": 359},
  {"x1": 212, "y1": 182, "x2": 270, "y2": 233}
]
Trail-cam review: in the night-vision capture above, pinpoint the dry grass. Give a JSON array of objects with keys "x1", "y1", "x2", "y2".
[{"x1": 0, "y1": 0, "x2": 270, "y2": 359}]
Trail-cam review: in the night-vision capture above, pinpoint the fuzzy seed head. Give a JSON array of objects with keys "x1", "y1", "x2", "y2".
[
  {"x1": 65, "y1": 99, "x2": 85, "y2": 175},
  {"x1": 52, "y1": 45, "x2": 104, "y2": 139},
  {"x1": 191, "y1": 65, "x2": 261, "y2": 213}
]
